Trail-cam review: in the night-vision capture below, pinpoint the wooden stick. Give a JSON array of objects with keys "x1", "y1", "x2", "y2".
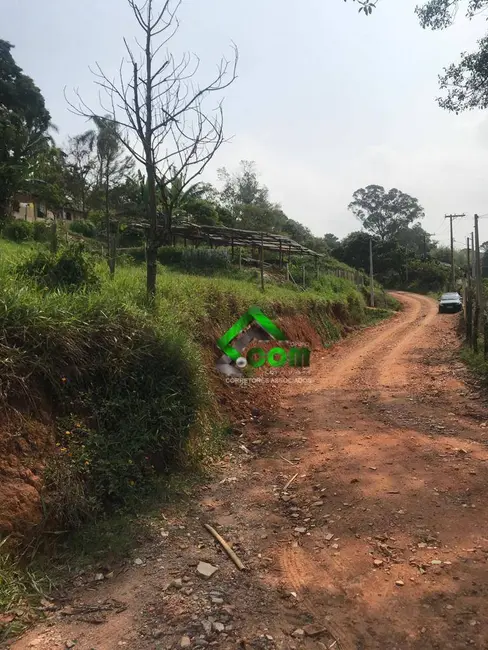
[
  {"x1": 284, "y1": 473, "x2": 298, "y2": 491},
  {"x1": 203, "y1": 523, "x2": 245, "y2": 571}
]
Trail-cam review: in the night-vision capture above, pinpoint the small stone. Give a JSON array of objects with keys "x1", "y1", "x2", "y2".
[
  {"x1": 211, "y1": 597, "x2": 223, "y2": 605},
  {"x1": 65, "y1": 642, "x2": 76, "y2": 649},
  {"x1": 373, "y1": 559, "x2": 384, "y2": 567},
  {"x1": 325, "y1": 533, "x2": 334, "y2": 541},
  {"x1": 311, "y1": 501, "x2": 323, "y2": 507},
  {"x1": 180, "y1": 635, "x2": 192, "y2": 647},
  {"x1": 431, "y1": 560, "x2": 442, "y2": 565},
  {"x1": 292, "y1": 629, "x2": 305, "y2": 638},
  {"x1": 202, "y1": 620, "x2": 212, "y2": 635},
  {"x1": 196, "y1": 562, "x2": 218, "y2": 578},
  {"x1": 134, "y1": 558, "x2": 143, "y2": 566},
  {"x1": 152, "y1": 629, "x2": 164, "y2": 639},
  {"x1": 213, "y1": 622, "x2": 225, "y2": 633},
  {"x1": 395, "y1": 580, "x2": 405, "y2": 586},
  {"x1": 331, "y1": 543, "x2": 339, "y2": 550},
  {"x1": 446, "y1": 605, "x2": 454, "y2": 610},
  {"x1": 94, "y1": 573, "x2": 105, "y2": 581},
  {"x1": 294, "y1": 527, "x2": 307, "y2": 534}
]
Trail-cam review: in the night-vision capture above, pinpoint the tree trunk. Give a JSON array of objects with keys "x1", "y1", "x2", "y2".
[
  {"x1": 145, "y1": 3, "x2": 157, "y2": 301},
  {"x1": 146, "y1": 160, "x2": 158, "y2": 300}
]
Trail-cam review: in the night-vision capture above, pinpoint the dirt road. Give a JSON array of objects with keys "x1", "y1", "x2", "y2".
[{"x1": 9, "y1": 292, "x2": 488, "y2": 650}]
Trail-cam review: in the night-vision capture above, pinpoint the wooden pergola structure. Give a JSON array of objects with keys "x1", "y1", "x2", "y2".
[{"x1": 170, "y1": 222, "x2": 323, "y2": 262}]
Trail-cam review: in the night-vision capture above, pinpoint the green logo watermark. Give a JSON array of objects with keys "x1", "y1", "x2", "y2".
[{"x1": 216, "y1": 306, "x2": 311, "y2": 376}]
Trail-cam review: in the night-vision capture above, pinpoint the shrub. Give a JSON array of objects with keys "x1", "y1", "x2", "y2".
[
  {"x1": 158, "y1": 246, "x2": 184, "y2": 265},
  {"x1": 15, "y1": 244, "x2": 100, "y2": 291},
  {"x1": 32, "y1": 221, "x2": 50, "y2": 243},
  {"x1": 180, "y1": 247, "x2": 231, "y2": 271},
  {"x1": 119, "y1": 225, "x2": 143, "y2": 247},
  {"x1": 3, "y1": 220, "x2": 33, "y2": 242},
  {"x1": 69, "y1": 220, "x2": 97, "y2": 238}
]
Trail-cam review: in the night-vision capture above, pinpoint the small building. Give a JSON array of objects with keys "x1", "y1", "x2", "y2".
[{"x1": 11, "y1": 193, "x2": 85, "y2": 222}]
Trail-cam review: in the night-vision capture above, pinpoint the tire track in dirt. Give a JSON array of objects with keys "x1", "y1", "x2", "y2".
[
  {"x1": 277, "y1": 293, "x2": 488, "y2": 650},
  {"x1": 318, "y1": 293, "x2": 426, "y2": 389},
  {"x1": 377, "y1": 293, "x2": 438, "y2": 392}
]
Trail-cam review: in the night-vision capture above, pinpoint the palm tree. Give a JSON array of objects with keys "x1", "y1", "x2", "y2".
[{"x1": 159, "y1": 173, "x2": 213, "y2": 230}]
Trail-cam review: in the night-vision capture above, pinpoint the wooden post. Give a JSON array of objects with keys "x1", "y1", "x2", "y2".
[
  {"x1": 466, "y1": 237, "x2": 473, "y2": 346},
  {"x1": 231, "y1": 237, "x2": 234, "y2": 260},
  {"x1": 475, "y1": 214, "x2": 483, "y2": 353},
  {"x1": 285, "y1": 262, "x2": 289, "y2": 282},
  {"x1": 279, "y1": 241, "x2": 283, "y2": 268},
  {"x1": 260, "y1": 233, "x2": 265, "y2": 291},
  {"x1": 50, "y1": 218, "x2": 58, "y2": 254},
  {"x1": 369, "y1": 238, "x2": 375, "y2": 308},
  {"x1": 238, "y1": 247, "x2": 242, "y2": 271}
]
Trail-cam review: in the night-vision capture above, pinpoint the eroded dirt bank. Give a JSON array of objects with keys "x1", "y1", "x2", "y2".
[{"x1": 9, "y1": 292, "x2": 488, "y2": 650}]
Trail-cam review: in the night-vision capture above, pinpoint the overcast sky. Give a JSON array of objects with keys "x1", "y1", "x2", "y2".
[{"x1": 3, "y1": 0, "x2": 488, "y2": 246}]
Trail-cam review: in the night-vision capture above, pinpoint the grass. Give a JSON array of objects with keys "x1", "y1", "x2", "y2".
[{"x1": 0, "y1": 237, "x2": 398, "y2": 639}]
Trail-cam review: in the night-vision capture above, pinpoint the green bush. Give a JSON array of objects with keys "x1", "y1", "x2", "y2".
[
  {"x1": 69, "y1": 220, "x2": 97, "y2": 238},
  {"x1": 32, "y1": 221, "x2": 50, "y2": 242},
  {"x1": 158, "y1": 246, "x2": 184, "y2": 265},
  {"x1": 15, "y1": 244, "x2": 100, "y2": 292},
  {"x1": 119, "y1": 225, "x2": 143, "y2": 247},
  {"x1": 181, "y1": 247, "x2": 231, "y2": 271},
  {"x1": 3, "y1": 220, "x2": 33, "y2": 242}
]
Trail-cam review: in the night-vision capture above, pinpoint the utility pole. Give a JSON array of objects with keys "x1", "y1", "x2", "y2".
[
  {"x1": 471, "y1": 232, "x2": 475, "y2": 278},
  {"x1": 473, "y1": 214, "x2": 483, "y2": 354},
  {"x1": 369, "y1": 238, "x2": 375, "y2": 308},
  {"x1": 475, "y1": 214, "x2": 482, "y2": 306},
  {"x1": 445, "y1": 213, "x2": 465, "y2": 290}
]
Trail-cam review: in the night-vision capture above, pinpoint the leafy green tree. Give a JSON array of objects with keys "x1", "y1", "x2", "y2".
[
  {"x1": 64, "y1": 130, "x2": 97, "y2": 217},
  {"x1": 0, "y1": 40, "x2": 51, "y2": 220},
  {"x1": 25, "y1": 145, "x2": 67, "y2": 217},
  {"x1": 348, "y1": 185, "x2": 425, "y2": 241},
  {"x1": 344, "y1": 0, "x2": 377, "y2": 15},
  {"x1": 323, "y1": 233, "x2": 340, "y2": 251},
  {"x1": 396, "y1": 223, "x2": 433, "y2": 257},
  {"x1": 417, "y1": 0, "x2": 488, "y2": 112},
  {"x1": 91, "y1": 116, "x2": 134, "y2": 275}
]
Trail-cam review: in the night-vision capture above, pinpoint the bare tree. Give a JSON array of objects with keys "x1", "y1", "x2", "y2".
[{"x1": 68, "y1": 0, "x2": 238, "y2": 298}]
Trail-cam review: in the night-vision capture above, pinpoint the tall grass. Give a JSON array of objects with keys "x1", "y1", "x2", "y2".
[{"x1": 0, "y1": 240, "x2": 392, "y2": 532}]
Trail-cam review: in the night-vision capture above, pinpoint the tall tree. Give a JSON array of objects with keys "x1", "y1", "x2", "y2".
[
  {"x1": 69, "y1": 0, "x2": 237, "y2": 299},
  {"x1": 0, "y1": 40, "x2": 51, "y2": 220},
  {"x1": 417, "y1": 0, "x2": 488, "y2": 112},
  {"x1": 92, "y1": 116, "x2": 134, "y2": 276},
  {"x1": 64, "y1": 130, "x2": 96, "y2": 217},
  {"x1": 348, "y1": 185, "x2": 425, "y2": 241},
  {"x1": 217, "y1": 161, "x2": 287, "y2": 231}
]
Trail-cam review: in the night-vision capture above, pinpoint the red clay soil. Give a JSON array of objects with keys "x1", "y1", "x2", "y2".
[{"x1": 8, "y1": 292, "x2": 488, "y2": 650}]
